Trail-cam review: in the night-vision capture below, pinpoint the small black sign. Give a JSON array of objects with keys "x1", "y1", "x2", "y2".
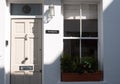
[
  {"x1": 46, "y1": 30, "x2": 59, "y2": 34},
  {"x1": 19, "y1": 66, "x2": 33, "y2": 70}
]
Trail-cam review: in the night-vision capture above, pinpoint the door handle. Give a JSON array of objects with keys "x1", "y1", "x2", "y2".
[{"x1": 21, "y1": 57, "x2": 28, "y2": 64}]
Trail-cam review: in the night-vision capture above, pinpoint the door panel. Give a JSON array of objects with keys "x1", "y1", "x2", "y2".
[{"x1": 11, "y1": 19, "x2": 42, "y2": 84}]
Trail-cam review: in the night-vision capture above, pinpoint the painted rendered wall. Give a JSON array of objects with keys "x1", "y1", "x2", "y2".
[
  {"x1": 4, "y1": 2, "x2": 11, "y2": 84},
  {"x1": 0, "y1": 0, "x2": 6, "y2": 84},
  {"x1": 103, "y1": 0, "x2": 120, "y2": 84},
  {"x1": 0, "y1": 1, "x2": 11, "y2": 84},
  {"x1": 43, "y1": 0, "x2": 63, "y2": 84}
]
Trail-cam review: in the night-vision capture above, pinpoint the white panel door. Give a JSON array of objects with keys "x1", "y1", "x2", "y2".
[{"x1": 11, "y1": 19, "x2": 42, "y2": 84}]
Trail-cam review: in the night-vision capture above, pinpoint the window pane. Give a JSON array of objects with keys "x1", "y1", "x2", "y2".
[
  {"x1": 82, "y1": 4, "x2": 98, "y2": 19},
  {"x1": 64, "y1": 20, "x2": 80, "y2": 37},
  {"x1": 11, "y1": 4, "x2": 42, "y2": 15},
  {"x1": 81, "y1": 39, "x2": 98, "y2": 58},
  {"x1": 64, "y1": 39, "x2": 80, "y2": 58},
  {"x1": 82, "y1": 19, "x2": 98, "y2": 37},
  {"x1": 64, "y1": 5, "x2": 80, "y2": 19}
]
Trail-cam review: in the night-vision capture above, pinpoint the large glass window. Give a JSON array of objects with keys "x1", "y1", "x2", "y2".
[
  {"x1": 63, "y1": 4, "x2": 98, "y2": 58},
  {"x1": 61, "y1": 4, "x2": 103, "y2": 82}
]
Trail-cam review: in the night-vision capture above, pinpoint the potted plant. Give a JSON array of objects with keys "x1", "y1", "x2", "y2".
[
  {"x1": 60, "y1": 54, "x2": 81, "y2": 73},
  {"x1": 81, "y1": 56, "x2": 98, "y2": 73},
  {"x1": 61, "y1": 55, "x2": 103, "y2": 81},
  {"x1": 60, "y1": 54, "x2": 73, "y2": 73}
]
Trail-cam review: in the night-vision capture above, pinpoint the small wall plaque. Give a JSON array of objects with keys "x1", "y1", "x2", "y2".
[
  {"x1": 46, "y1": 30, "x2": 59, "y2": 34},
  {"x1": 19, "y1": 66, "x2": 33, "y2": 70}
]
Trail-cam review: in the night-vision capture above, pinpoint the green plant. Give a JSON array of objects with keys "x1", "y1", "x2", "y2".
[
  {"x1": 72, "y1": 56, "x2": 81, "y2": 73},
  {"x1": 60, "y1": 54, "x2": 73, "y2": 72},
  {"x1": 61, "y1": 55, "x2": 98, "y2": 73},
  {"x1": 61, "y1": 54, "x2": 81, "y2": 73},
  {"x1": 81, "y1": 57, "x2": 98, "y2": 73}
]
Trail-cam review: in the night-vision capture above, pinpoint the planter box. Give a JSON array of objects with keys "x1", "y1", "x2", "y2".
[{"x1": 61, "y1": 71, "x2": 103, "y2": 82}]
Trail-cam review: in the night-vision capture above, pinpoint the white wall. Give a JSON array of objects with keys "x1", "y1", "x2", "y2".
[
  {"x1": 4, "y1": 2, "x2": 11, "y2": 84},
  {"x1": 103, "y1": 0, "x2": 120, "y2": 84},
  {"x1": 0, "y1": 0, "x2": 6, "y2": 84},
  {"x1": 43, "y1": 0, "x2": 63, "y2": 84},
  {"x1": 0, "y1": 1, "x2": 11, "y2": 84}
]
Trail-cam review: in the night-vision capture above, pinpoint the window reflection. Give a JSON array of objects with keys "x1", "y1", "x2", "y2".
[
  {"x1": 64, "y1": 20, "x2": 80, "y2": 37},
  {"x1": 81, "y1": 39, "x2": 98, "y2": 58},
  {"x1": 64, "y1": 39, "x2": 80, "y2": 58},
  {"x1": 82, "y1": 19, "x2": 98, "y2": 37}
]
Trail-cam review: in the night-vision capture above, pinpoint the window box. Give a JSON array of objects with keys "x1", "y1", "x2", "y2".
[
  {"x1": 61, "y1": 55, "x2": 103, "y2": 82},
  {"x1": 61, "y1": 71, "x2": 103, "y2": 82}
]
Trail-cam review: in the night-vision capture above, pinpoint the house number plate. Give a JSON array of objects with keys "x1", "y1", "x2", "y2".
[
  {"x1": 46, "y1": 30, "x2": 59, "y2": 34},
  {"x1": 19, "y1": 66, "x2": 33, "y2": 70}
]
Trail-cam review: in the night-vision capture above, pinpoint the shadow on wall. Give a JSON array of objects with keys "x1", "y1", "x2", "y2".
[
  {"x1": 0, "y1": 67, "x2": 4, "y2": 84},
  {"x1": 44, "y1": 54, "x2": 61, "y2": 84},
  {"x1": 104, "y1": 0, "x2": 120, "y2": 84},
  {"x1": 6, "y1": 0, "x2": 8, "y2": 6}
]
